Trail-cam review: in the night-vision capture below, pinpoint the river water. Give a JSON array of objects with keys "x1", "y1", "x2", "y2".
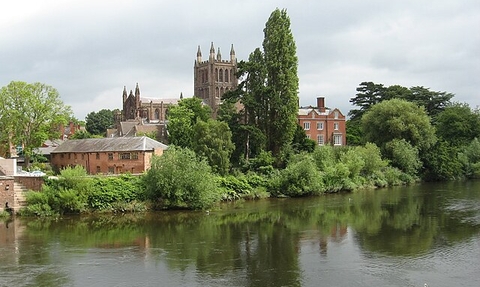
[{"x1": 1, "y1": 181, "x2": 479, "y2": 287}]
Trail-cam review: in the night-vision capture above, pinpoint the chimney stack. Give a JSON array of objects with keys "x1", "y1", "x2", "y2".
[{"x1": 317, "y1": 97, "x2": 325, "y2": 113}]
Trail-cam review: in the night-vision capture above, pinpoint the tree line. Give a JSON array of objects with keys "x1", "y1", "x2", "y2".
[{"x1": 3, "y1": 8, "x2": 479, "y2": 215}]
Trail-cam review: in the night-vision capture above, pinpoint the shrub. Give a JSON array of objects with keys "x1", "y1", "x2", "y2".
[
  {"x1": 273, "y1": 153, "x2": 324, "y2": 197},
  {"x1": 142, "y1": 146, "x2": 222, "y2": 209}
]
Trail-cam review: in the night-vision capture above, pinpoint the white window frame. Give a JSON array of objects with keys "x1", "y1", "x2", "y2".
[
  {"x1": 304, "y1": 122, "x2": 310, "y2": 130},
  {"x1": 334, "y1": 122, "x2": 339, "y2": 130},
  {"x1": 317, "y1": 122, "x2": 324, "y2": 130},
  {"x1": 317, "y1": 134, "x2": 324, "y2": 145},
  {"x1": 333, "y1": 134, "x2": 342, "y2": 146}
]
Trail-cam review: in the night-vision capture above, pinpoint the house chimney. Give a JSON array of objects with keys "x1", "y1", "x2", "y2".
[
  {"x1": 69, "y1": 121, "x2": 75, "y2": 136},
  {"x1": 317, "y1": 97, "x2": 325, "y2": 113}
]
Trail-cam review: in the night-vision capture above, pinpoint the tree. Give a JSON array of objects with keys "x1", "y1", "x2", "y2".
[
  {"x1": 192, "y1": 119, "x2": 234, "y2": 175},
  {"x1": 291, "y1": 124, "x2": 316, "y2": 153},
  {"x1": 435, "y1": 102, "x2": 480, "y2": 147},
  {"x1": 262, "y1": 8, "x2": 299, "y2": 161},
  {"x1": 348, "y1": 82, "x2": 386, "y2": 121},
  {"x1": 85, "y1": 109, "x2": 115, "y2": 136},
  {"x1": 0, "y1": 81, "x2": 72, "y2": 165},
  {"x1": 222, "y1": 51, "x2": 268, "y2": 162},
  {"x1": 403, "y1": 86, "x2": 453, "y2": 118},
  {"x1": 166, "y1": 97, "x2": 211, "y2": 149},
  {"x1": 384, "y1": 139, "x2": 422, "y2": 176},
  {"x1": 229, "y1": 9, "x2": 299, "y2": 164},
  {"x1": 349, "y1": 82, "x2": 454, "y2": 122},
  {"x1": 361, "y1": 99, "x2": 436, "y2": 153},
  {"x1": 70, "y1": 130, "x2": 93, "y2": 139}
]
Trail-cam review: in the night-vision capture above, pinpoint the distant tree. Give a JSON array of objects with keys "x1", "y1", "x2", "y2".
[
  {"x1": 262, "y1": 8, "x2": 299, "y2": 161},
  {"x1": 166, "y1": 105, "x2": 194, "y2": 148},
  {"x1": 85, "y1": 109, "x2": 115, "y2": 136},
  {"x1": 346, "y1": 119, "x2": 363, "y2": 146},
  {"x1": 0, "y1": 81, "x2": 72, "y2": 165},
  {"x1": 435, "y1": 102, "x2": 480, "y2": 147},
  {"x1": 403, "y1": 86, "x2": 454, "y2": 118},
  {"x1": 291, "y1": 124, "x2": 316, "y2": 153},
  {"x1": 362, "y1": 98, "x2": 436, "y2": 153},
  {"x1": 192, "y1": 119, "x2": 234, "y2": 175},
  {"x1": 166, "y1": 97, "x2": 211, "y2": 149},
  {"x1": 348, "y1": 82, "x2": 386, "y2": 121},
  {"x1": 229, "y1": 9, "x2": 299, "y2": 164},
  {"x1": 349, "y1": 82, "x2": 454, "y2": 122},
  {"x1": 177, "y1": 97, "x2": 211, "y2": 123},
  {"x1": 70, "y1": 130, "x2": 93, "y2": 139}
]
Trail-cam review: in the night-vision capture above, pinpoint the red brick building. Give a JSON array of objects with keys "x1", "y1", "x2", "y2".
[
  {"x1": 50, "y1": 136, "x2": 168, "y2": 174},
  {"x1": 298, "y1": 97, "x2": 347, "y2": 146}
]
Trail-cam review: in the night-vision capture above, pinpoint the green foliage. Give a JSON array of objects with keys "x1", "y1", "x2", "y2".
[
  {"x1": 244, "y1": 150, "x2": 275, "y2": 174},
  {"x1": 0, "y1": 81, "x2": 72, "y2": 163},
  {"x1": 262, "y1": 8, "x2": 299, "y2": 161},
  {"x1": 192, "y1": 119, "x2": 234, "y2": 175},
  {"x1": 422, "y1": 141, "x2": 463, "y2": 181},
  {"x1": 346, "y1": 119, "x2": 363, "y2": 146},
  {"x1": 22, "y1": 166, "x2": 145, "y2": 215},
  {"x1": 435, "y1": 102, "x2": 480, "y2": 147},
  {"x1": 167, "y1": 97, "x2": 211, "y2": 149},
  {"x1": 459, "y1": 138, "x2": 480, "y2": 178},
  {"x1": 358, "y1": 143, "x2": 388, "y2": 177},
  {"x1": 349, "y1": 82, "x2": 453, "y2": 120},
  {"x1": 292, "y1": 124, "x2": 316, "y2": 153},
  {"x1": 362, "y1": 98, "x2": 436, "y2": 153},
  {"x1": 70, "y1": 130, "x2": 93, "y2": 139},
  {"x1": 88, "y1": 174, "x2": 143, "y2": 210},
  {"x1": 272, "y1": 153, "x2": 324, "y2": 197},
  {"x1": 349, "y1": 81, "x2": 386, "y2": 121},
  {"x1": 85, "y1": 109, "x2": 115, "y2": 136},
  {"x1": 137, "y1": 130, "x2": 158, "y2": 140},
  {"x1": 227, "y1": 9, "x2": 299, "y2": 165},
  {"x1": 384, "y1": 139, "x2": 422, "y2": 176},
  {"x1": 167, "y1": 105, "x2": 195, "y2": 148},
  {"x1": 142, "y1": 146, "x2": 222, "y2": 209}
]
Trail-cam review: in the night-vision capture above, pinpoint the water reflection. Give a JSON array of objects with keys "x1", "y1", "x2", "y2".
[{"x1": 1, "y1": 181, "x2": 480, "y2": 286}]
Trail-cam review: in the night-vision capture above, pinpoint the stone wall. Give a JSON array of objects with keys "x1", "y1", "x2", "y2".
[
  {"x1": 0, "y1": 176, "x2": 14, "y2": 212},
  {"x1": 14, "y1": 176, "x2": 44, "y2": 192}
]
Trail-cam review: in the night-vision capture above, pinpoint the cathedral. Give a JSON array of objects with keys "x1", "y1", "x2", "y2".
[
  {"x1": 121, "y1": 83, "x2": 180, "y2": 123},
  {"x1": 111, "y1": 42, "x2": 238, "y2": 142},
  {"x1": 121, "y1": 42, "x2": 238, "y2": 121},
  {"x1": 194, "y1": 42, "x2": 238, "y2": 116}
]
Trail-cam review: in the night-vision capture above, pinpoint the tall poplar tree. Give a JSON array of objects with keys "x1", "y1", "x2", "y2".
[{"x1": 262, "y1": 8, "x2": 299, "y2": 160}]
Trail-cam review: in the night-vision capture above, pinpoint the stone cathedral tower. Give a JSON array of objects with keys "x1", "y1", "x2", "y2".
[{"x1": 194, "y1": 42, "x2": 238, "y2": 116}]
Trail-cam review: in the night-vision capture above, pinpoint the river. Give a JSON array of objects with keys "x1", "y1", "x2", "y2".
[{"x1": 1, "y1": 181, "x2": 479, "y2": 287}]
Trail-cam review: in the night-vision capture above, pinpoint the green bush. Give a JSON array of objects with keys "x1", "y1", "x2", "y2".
[
  {"x1": 142, "y1": 146, "x2": 222, "y2": 209},
  {"x1": 87, "y1": 174, "x2": 143, "y2": 210},
  {"x1": 385, "y1": 139, "x2": 422, "y2": 176},
  {"x1": 273, "y1": 153, "x2": 324, "y2": 197}
]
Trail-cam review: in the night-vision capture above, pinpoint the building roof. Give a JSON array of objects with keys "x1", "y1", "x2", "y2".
[
  {"x1": 51, "y1": 136, "x2": 168, "y2": 153},
  {"x1": 298, "y1": 107, "x2": 331, "y2": 116},
  {"x1": 140, "y1": 97, "x2": 179, "y2": 105}
]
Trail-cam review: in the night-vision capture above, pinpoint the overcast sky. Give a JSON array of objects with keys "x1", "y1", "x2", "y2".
[{"x1": 1, "y1": 0, "x2": 479, "y2": 120}]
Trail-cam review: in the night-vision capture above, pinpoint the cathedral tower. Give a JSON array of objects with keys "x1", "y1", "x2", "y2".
[{"x1": 194, "y1": 42, "x2": 238, "y2": 116}]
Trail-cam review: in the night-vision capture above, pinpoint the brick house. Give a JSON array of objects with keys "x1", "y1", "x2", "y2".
[
  {"x1": 50, "y1": 136, "x2": 168, "y2": 174},
  {"x1": 298, "y1": 97, "x2": 347, "y2": 146}
]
